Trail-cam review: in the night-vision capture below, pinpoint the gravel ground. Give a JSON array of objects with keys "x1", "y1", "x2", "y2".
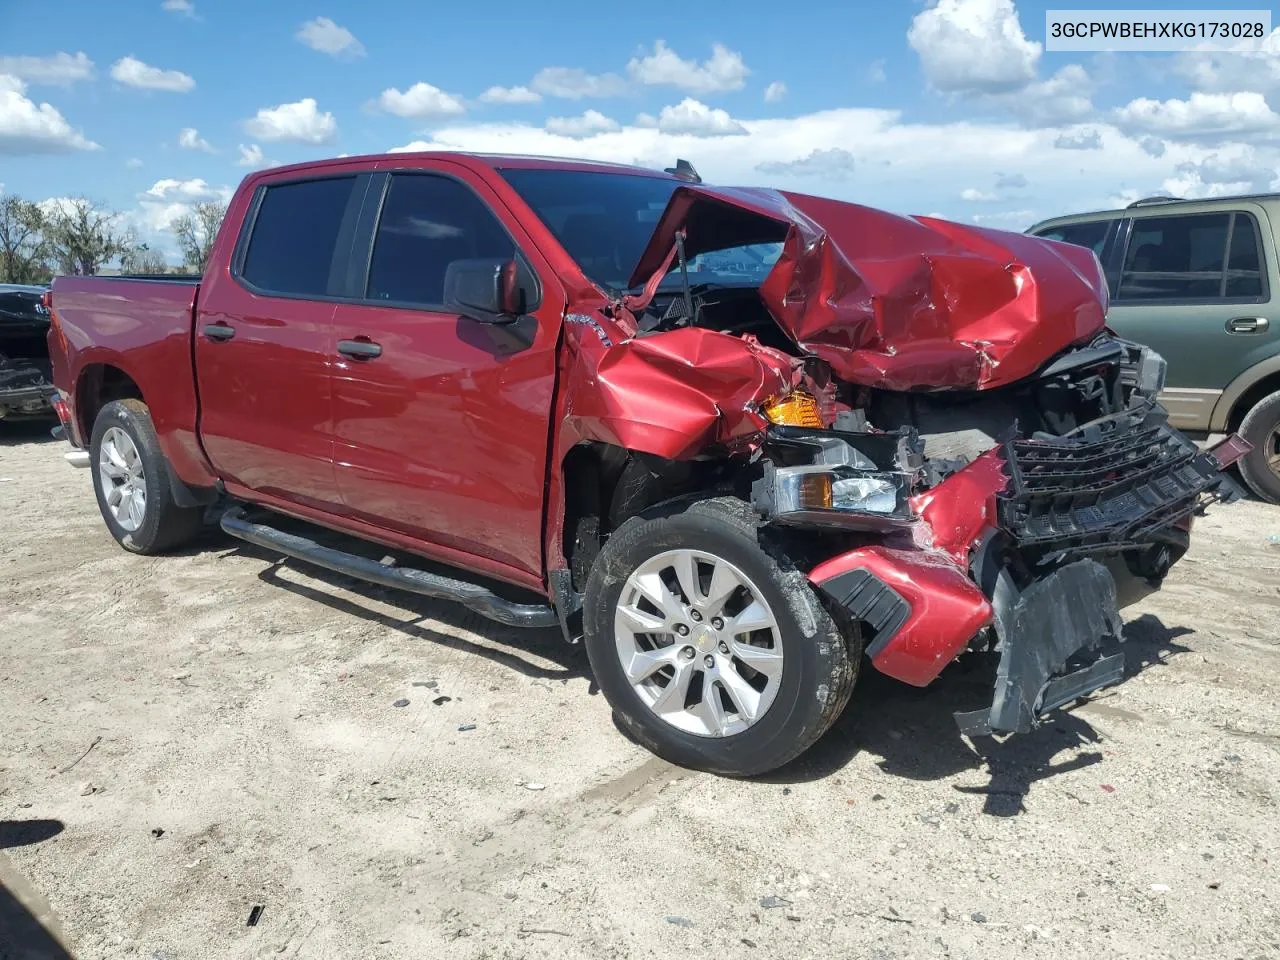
[{"x1": 2, "y1": 424, "x2": 1278, "y2": 960}]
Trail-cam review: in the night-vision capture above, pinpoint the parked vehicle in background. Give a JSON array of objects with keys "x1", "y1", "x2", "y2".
[
  {"x1": 0, "y1": 283, "x2": 54, "y2": 421},
  {"x1": 1029, "y1": 195, "x2": 1280, "y2": 502},
  {"x1": 45, "y1": 153, "x2": 1246, "y2": 776}
]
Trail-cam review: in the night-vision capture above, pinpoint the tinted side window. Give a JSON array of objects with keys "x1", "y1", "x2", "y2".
[
  {"x1": 241, "y1": 177, "x2": 357, "y2": 296},
  {"x1": 1117, "y1": 213, "x2": 1230, "y2": 301},
  {"x1": 1226, "y1": 215, "x2": 1264, "y2": 298},
  {"x1": 367, "y1": 175, "x2": 515, "y2": 306},
  {"x1": 1036, "y1": 220, "x2": 1110, "y2": 256}
]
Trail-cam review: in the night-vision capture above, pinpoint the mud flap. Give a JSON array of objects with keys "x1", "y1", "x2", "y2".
[{"x1": 955, "y1": 559, "x2": 1124, "y2": 737}]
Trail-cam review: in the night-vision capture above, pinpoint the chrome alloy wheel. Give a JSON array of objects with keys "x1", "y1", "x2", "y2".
[
  {"x1": 98, "y1": 426, "x2": 147, "y2": 532},
  {"x1": 613, "y1": 549, "x2": 784, "y2": 738},
  {"x1": 1268, "y1": 424, "x2": 1280, "y2": 481}
]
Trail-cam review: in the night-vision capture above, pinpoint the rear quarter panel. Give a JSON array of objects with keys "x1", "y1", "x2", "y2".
[{"x1": 51, "y1": 277, "x2": 215, "y2": 488}]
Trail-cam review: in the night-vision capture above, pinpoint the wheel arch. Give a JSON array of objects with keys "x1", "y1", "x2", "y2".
[
  {"x1": 1211, "y1": 353, "x2": 1280, "y2": 432},
  {"x1": 76, "y1": 362, "x2": 144, "y2": 444}
]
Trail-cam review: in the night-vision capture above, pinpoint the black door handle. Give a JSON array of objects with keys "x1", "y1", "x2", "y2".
[
  {"x1": 338, "y1": 339, "x2": 382, "y2": 360},
  {"x1": 203, "y1": 322, "x2": 235, "y2": 341}
]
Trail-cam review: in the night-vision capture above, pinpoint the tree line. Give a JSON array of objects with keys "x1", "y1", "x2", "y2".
[{"x1": 0, "y1": 193, "x2": 227, "y2": 285}]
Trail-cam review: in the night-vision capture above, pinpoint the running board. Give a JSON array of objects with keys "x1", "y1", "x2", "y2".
[{"x1": 219, "y1": 506, "x2": 559, "y2": 628}]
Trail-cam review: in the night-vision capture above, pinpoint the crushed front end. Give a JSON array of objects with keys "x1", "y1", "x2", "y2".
[{"x1": 754, "y1": 338, "x2": 1248, "y2": 737}]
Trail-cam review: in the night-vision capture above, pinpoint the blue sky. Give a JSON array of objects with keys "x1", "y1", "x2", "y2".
[{"x1": 2, "y1": 0, "x2": 1278, "y2": 259}]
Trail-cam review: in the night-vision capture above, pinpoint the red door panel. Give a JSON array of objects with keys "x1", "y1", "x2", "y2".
[
  {"x1": 330, "y1": 306, "x2": 558, "y2": 575},
  {"x1": 329, "y1": 165, "x2": 564, "y2": 579},
  {"x1": 195, "y1": 289, "x2": 339, "y2": 508},
  {"x1": 193, "y1": 172, "x2": 367, "y2": 511}
]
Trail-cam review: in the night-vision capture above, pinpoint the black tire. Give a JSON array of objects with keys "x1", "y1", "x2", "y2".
[
  {"x1": 89, "y1": 399, "x2": 204, "y2": 554},
  {"x1": 1237, "y1": 389, "x2": 1280, "y2": 504},
  {"x1": 583, "y1": 497, "x2": 857, "y2": 777}
]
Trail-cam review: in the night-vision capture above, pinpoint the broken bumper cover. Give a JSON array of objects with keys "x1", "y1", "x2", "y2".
[
  {"x1": 806, "y1": 411, "x2": 1247, "y2": 737},
  {"x1": 953, "y1": 559, "x2": 1124, "y2": 737}
]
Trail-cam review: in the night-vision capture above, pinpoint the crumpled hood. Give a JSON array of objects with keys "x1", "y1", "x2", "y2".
[{"x1": 628, "y1": 186, "x2": 1109, "y2": 391}]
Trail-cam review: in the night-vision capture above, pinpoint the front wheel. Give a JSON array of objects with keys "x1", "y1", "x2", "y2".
[
  {"x1": 583, "y1": 497, "x2": 857, "y2": 777},
  {"x1": 90, "y1": 399, "x2": 204, "y2": 554}
]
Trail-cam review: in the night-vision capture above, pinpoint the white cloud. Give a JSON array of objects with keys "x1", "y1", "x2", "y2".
[
  {"x1": 868, "y1": 60, "x2": 887, "y2": 84},
  {"x1": 479, "y1": 85, "x2": 541, "y2": 105},
  {"x1": 375, "y1": 82, "x2": 466, "y2": 118},
  {"x1": 178, "y1": 127, "x2": 213, "y2": 152},
  {"x1": 387, "y1": 140, "x2": 435, "y2": 154},
  {"x1": 1054, "y1": 128, "x2": 1102, "y2": 150},
  {"x1": 545, "y1": 110, "x2": 619, "y2": 138},
  {"x1": 970, "y1": 208, "x2": 1036, "y2": 227},
  {"x1": 530, "y1": 66, "x2": 628, "y2": 99},
  {"x1": 757, "y1": 147, "x2": 857, "y2": 180},
  {"x1": 296, "y1": 17, "x2": 365, "y2": 59},
  {"x1": 961, "y1": 187, "x2": 998, "y2": 201},
  {"x1": 236, "y1": 143, "x2": 278, "y2": 168},
  {"x1": 1174, "y1": 28, "x2": 1280, "y2": 95},
  {"x1": 126, "y1": 157, "x2": 143, "y2": 169},
  {"x1": 142, "y1": 177, "x2": 229, "y2": 202},
  {"x1": 1115, "y1": 92, "x2": 1280, "y2": 142},
  {"x1": 110, "y1": 56, "x2": 194, "y2": 93},
  {"x1": 0, "y1": 52, "x2": 94, "y2": 86},
  {"x1": 130, "y1": 178, "x2": 232, "y2": 250},
  {"x1": 1139, "y1": 137, "x2": 1166, "y2": 158},
  {"x1": 161, "y1": 0, "x2": 196, "y2": 15},
  {"x1": 1000, "y1": 64, "x2": 1093, "y2": 126},
  {"x1": 244, "y1": 98, "x2": 336, "y2": 144},
  {"x1": 763, "y1": 81, "x2": 787, "y2": 103},
  {"x1": 654, "y1": 98, "x2": 747, "y2": 137},
  {"x1": 626, "y1": 41, "x2": 749, "y2": 95},
  {"x1": 995, "y1": 172, "x2": 1027, "y2": 189},
  {"x1": 378, "y1": 107, "x2": 1264, "y2": 233},
  {"x1": 1162, "y1": 149, "x2": 1276, "y2": 198},
  {"x1": 0, "y1": 74, "x2": 99, "y2": 154},
  {"x1": 908, "y1": 0, "x2": 1040, "y2": 94}
]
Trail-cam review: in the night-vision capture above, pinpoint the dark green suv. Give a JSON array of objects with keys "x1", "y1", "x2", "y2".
[{"x1": 1029, "y1": 196, "x2": 1280, "y2": 502}]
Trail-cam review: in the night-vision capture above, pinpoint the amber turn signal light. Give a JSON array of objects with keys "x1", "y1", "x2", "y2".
[{"x1": 761, "y1": 392, "x2": 823, "y2": 428}]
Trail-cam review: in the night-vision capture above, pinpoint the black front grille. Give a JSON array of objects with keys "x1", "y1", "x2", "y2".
[{"x1": 996, "y1": 408, "x2": 1240, "y2": 557}]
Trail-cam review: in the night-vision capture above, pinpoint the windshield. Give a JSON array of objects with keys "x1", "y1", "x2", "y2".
[{"x1": 498, "y1": 168, "x2": 781, "y2": 293}]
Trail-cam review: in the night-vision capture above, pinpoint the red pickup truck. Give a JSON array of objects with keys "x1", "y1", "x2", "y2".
[{"x1": 47, "y1": 152, "x2": 1247, "y2": 776}]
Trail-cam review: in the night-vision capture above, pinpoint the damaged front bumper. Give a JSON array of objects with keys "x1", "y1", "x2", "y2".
[{"x1": 786, "y1": 409, "x2": 1247, "y2": 737}]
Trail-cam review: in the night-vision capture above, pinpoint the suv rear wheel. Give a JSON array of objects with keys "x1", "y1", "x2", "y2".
[
  {"x1": 583, "y1": 497, "x2": 857, "y2": 777},
  {"x1": 1237, "y1": 389, "x2": 1280, "y2": 504}
]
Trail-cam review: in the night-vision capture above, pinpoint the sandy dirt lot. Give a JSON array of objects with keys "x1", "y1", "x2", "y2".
[{"x1": 2, "y1": 424, "x2": 1279, "y2": 960}]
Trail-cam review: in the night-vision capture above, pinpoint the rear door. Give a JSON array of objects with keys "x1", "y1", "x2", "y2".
[
  {"x1": 195, "y1": 172, "x2": 370, "y2": 509},
  {"x1": 1104, "y1": 207, "x2": 1277, "y2": 431},
  {"x1": 328, "y1": 164, "x2": 565, "y2": 581}
]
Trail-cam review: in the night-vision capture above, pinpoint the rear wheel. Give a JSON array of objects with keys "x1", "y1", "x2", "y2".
[
  {"x1": 90, "y1": 399, "x2": 204, "y2": 554},
  {"x1": 1237, "y1": 389, "x2": 1280, "y2": 504},
  {"x1": 583, "y1": 497, "x2": 857, "y2": 777}
]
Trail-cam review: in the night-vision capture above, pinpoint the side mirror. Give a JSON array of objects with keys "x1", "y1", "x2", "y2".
[{"x1": 443, "y1": 258, "x2": 525, "y2": 323}]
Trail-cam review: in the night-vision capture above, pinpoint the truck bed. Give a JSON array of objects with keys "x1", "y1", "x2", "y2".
[{"x1": 49, "y1": 275, "x2": 210, "y2": 487}]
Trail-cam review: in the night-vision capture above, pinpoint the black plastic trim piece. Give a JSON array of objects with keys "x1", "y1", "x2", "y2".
[
  {"x1": 219, "y1": 506, "x2": 559, "y2": 628},
  {"x1": 818, "y1": 567, "x2": 911, "y2": 656},
  {"x1": 996, "y1": 406, "x2": 1244, "y2": 560},
  {"x1": 954, "y1": 558, "x2": 1124, "y2": 737}
]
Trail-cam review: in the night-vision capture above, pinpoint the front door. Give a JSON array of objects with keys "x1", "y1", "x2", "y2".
[{"x1": 328, "y1": 167, "x2": 564, "y2": 580}]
